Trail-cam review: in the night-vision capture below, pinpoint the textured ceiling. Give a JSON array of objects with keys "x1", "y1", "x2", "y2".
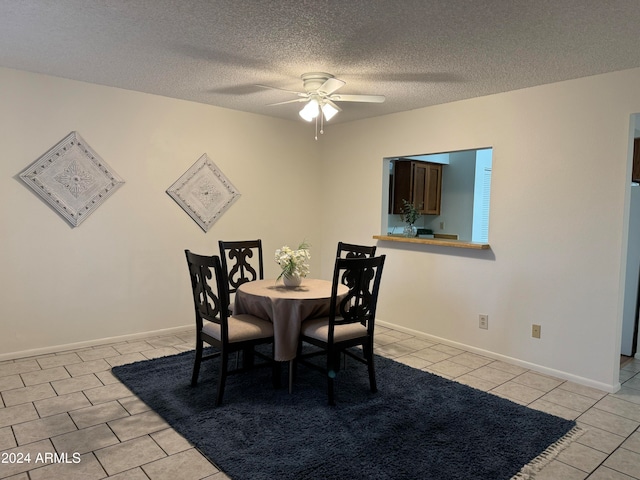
[{"x1": 2, "y1": 1, "x2": 640, "y2": 124}]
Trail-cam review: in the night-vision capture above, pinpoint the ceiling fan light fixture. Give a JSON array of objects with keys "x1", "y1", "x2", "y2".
[
  {"x1": 299, "y1": 99, "x2": 319, "y2": 122},
  {"x1": 261, "y1": 72, "x2": 383, "y2": 136},
  {"x1": 321, "y1": 102, "x2": 339, "y2": 121}
]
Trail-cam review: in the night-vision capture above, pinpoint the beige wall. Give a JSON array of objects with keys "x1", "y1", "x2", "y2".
[
  {"x1": 0, "y1": 67, "x2": 321, "y2": 357},
  {"x1": 318, "y1": 68, "x2": 640, "y2": 392},
  {"x1": 2, "y1": 65, "x2": 640, "y2": 392}
]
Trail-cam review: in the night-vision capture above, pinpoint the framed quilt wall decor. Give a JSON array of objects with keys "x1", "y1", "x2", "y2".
[
  {"x1": 166, "y1": 153, "x2": 241, "y2": 232},
  {"x1": 19, "y1": 131, "x2": 125, "y2": 227}
]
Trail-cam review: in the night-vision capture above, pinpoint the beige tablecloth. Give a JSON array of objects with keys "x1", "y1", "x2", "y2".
[{"x1": 234, "y1": 278, "x2": 348, "y2": 361}]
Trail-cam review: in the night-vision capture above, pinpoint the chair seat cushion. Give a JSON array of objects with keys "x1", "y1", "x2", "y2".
[
  {"x1": 202, "y1": 314, "x2": 273, "y2": 343},
  {"x1": 301, "y1": 317, "x2": 368, "y2": 343}
]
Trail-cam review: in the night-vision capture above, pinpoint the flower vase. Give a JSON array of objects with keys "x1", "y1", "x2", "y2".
[
  {"x1": 283, "y1": 272, "x2": 302, "y2": 288},
  {"x1": 403, "y1": 224, "x2": 417, "y2": 237}
]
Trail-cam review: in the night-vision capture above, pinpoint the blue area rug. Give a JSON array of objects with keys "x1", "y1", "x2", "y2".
[{"x1": 112, "y1": 347, "x2": 578, "y2": 480}]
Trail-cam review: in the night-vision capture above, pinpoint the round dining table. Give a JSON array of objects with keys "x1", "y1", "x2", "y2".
[{"x1": 233, "y1": 278, "x2": 349, "y2": 362}]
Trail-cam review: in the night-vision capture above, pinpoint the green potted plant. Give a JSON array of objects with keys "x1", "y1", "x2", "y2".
[{"x1": 401, "y1": 199, "x2": 420, "y2": 237}]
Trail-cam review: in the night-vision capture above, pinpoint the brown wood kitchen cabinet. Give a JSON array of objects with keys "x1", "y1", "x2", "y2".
[{"x1": 392, "y1": 160, "x2": 442, "y2": 215}]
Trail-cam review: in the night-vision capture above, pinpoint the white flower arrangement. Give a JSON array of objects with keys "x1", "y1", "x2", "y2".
[{"x1": 275, "y1": 241, "x2": 310, "y2": 281}]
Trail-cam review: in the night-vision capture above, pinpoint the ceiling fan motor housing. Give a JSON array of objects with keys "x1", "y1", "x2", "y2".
[{"x1": 301, "y1": 72, "x2": 334, "y2": 93}]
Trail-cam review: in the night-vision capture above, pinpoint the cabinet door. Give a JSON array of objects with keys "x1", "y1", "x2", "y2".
[
  {"x1": 412, "y1": 162, "x2": 428, "y2": 212},
  {"x1": 391, "y1": 161, "x2": 412, "y2": 214},
  {"x1": 424, "y1": 163, "x2": 442, "y2": 214},
  {"x1": 392, "y1": 160, "x2": 442, "y2": 215}
]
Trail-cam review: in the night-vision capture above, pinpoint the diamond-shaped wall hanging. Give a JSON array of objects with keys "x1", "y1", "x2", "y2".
[
  {"x1": 166, "y1": 154, "x2": 241, "y2": 232},
  {"x1": 19, "y1": 131, "x2": 125, "y2": 227}
]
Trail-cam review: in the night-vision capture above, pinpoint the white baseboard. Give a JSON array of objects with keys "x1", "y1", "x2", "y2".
[
  {"x1": 377, "y1": 320, "x2": 621, "y2": 394},
  {"x1": 0, "y1": 325, "x2": 193, "y2": 362},
  {"x1": 2, "y1": 319, "x2": 623, "y2": 394}
]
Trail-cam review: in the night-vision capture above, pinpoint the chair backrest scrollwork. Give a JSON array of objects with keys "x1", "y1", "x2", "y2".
[
  {"x1": 336, "y1": 242, "x2": 377, "y2": 287},
  {"x1": 218, "y1": 240, "x2": 264, "y2": 294}
]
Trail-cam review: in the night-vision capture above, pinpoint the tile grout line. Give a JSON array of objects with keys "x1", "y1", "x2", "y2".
[
  {"x1": 2, "y1": 329, "x2": 639, "y2": 479},
  {"x1": 581, "y1": 423, "x2": 640, "y2": 479}
]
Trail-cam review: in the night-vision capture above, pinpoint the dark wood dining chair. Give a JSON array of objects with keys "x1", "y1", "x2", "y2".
[
  {"x1": 297, "y1": 255, "x2": 386, "y2": 405},
  {"x1": 185, "y1": 250, "x2": 280, "y2": 406},
  {"x1": 218, "y1": 240, "x2": 264, "y2": 315},
  {"x1": 336, "y1": 242, "x2": 377, "y2": 288},
  {"x1": 336, "y1": 241, "x2": 377, "y2": 260}
]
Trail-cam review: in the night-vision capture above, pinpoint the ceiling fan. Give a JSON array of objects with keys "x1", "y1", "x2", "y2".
[{"x1": 257, "y1": 72, "x2": 385, "y2": 138}]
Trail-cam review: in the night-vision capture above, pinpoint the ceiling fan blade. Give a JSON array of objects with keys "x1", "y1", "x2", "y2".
[
  {"x1": 255, "y1": 84, "x2": 306, "y2": 96},
  {"x1": 317, "y1": 77, "x2": 345, "y2": 96},
  {"x1": 324, "y1": 99, "x2": 342, "y2": 112},
  {"x1": 330, "y1": 94, "x2": 386, "y2": 103},
  {"x1": 267, "y1": 98, "x2": 309, "y2": 106}
]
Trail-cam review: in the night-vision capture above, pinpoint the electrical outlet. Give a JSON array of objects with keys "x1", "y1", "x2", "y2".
[
  {"x1": 440, "y1": 221, "x2": 445, "y2": 230},
  {"x1": 532, "y1": 324, "x2": 541, "y2": 338},
  {"x1": 479, "y1": 314, "x2": 488, "y2": 329}
]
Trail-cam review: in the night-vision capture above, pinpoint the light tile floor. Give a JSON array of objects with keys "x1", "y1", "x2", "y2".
[{"x1": 0, "y1": 325, "x2": 639, "y2": 479}]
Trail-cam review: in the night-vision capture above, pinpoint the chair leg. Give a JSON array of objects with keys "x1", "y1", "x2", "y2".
[
  {"x1": 215, "y1": 351, "x2": 229, "y2": 407},
  {"x1": 242, "y1": 346, "x2": 255, "y2": 369},
  {"x1": 293, "y1": 340, "x2": 303, "y2": 386},
  {"x1": 191, "y1": 340, "x2": 203, "y2": 387},
  {"x1": 327, "y1": 350, "x2": 340, "y2": 406},
  {"x1": 364, "y1": 340, "x2": 377, "y2": 393}
]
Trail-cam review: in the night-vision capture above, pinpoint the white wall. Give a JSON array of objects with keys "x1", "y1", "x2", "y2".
[
  {"x1": 319, "y1": 68, "x2": 640, "y2": 392},
  {"x1": 3, "y1": 65, "x2": 640, "y2": 393},
  {"x1": 0, "y1": 67, "x2": 321, "y2": 357}
]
